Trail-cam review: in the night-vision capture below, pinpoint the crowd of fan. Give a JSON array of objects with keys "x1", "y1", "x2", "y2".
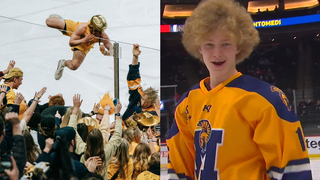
[
  {"x1": 238, "y1": 45, "x2": 299, "y2": 90},
  {"x1": 0, "y1": 60, "x2": 160, "y2": 180},
  {"x1": 297, "y1": 99, "x2": 320, "y2": 116}
]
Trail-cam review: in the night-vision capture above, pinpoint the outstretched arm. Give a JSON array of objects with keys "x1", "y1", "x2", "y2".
[
  {"x1": 23, "y1": 87, "x2": 47, "y2": 125},
  {"x1": 1, "y1": 60, "x2": 15, "y2": 75},
  {"x1": 99, "y1": 32, "x2": 113, "y2": 56},
  {"x1": 104, "y1": 102, "x2": 123, "y2": 161},
  {"x1": 68, "y1": 94, "x2": 87, "y2": 155},
  {"x1": 100, "y1": 105, "x2": 111, "y2": 144}
]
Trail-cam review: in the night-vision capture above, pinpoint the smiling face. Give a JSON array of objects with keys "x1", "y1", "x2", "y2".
[{"x1": 199, "y1": 29, "x2": 240, "y2": 80}]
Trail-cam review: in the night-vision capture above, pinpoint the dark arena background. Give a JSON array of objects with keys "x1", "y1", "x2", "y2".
[{"x1": 160, "y1": 0, "x2": 320, "y2": 178}]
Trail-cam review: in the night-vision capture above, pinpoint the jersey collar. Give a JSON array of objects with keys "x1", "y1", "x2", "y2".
[{"x1": 200, "y1": 72, "x2": 242, "y2": 95}]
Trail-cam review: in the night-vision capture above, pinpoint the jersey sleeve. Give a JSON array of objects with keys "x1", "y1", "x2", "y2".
[
  {"x1": 166, "y1": 95, "x2": 195, "y2": 180},
  {"x1": 122, "y1": 62, "x2": 143, "y2": 121},
  {"x1": 250, "y1": 93, "x2": 312, "y2": 180},
  {"x1": 127, "y1": 62, "x2": 142, "y2": 93}
]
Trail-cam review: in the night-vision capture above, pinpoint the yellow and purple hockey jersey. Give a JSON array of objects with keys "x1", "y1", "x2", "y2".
[{"x1": 166, "y1": 72, "x2": 312, "y2": 180}]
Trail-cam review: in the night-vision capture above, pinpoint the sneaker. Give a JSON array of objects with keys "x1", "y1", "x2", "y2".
[
  {"x1": 49, "y1": 14, "x2": 64, "y2": 20},
  {"x1": 55, "y1": 59, "x2": 65, "y2": 80}
]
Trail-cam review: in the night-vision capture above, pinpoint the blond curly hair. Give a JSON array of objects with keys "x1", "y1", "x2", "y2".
[{"x1": 182, "y1": 0, "x2": 260, "y2": 64}]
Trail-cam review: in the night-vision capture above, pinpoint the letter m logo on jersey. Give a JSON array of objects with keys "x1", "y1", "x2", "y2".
[{"x1": 195, "y1": 120, "x2": 224, "y2": 180}]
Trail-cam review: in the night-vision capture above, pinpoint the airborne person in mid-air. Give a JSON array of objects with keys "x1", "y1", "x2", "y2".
[{"x1": 46, "y1": 14, "x2": 113, "y2": 80}]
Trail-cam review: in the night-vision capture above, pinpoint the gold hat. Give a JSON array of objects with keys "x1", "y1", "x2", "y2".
[
  {"x1": 3, "y1": 67, "x2": 23, "y2": 79},
  {"x1": 135, "y1": 112, "x2": 160, "y2": 127},
  {"x1": 78, "y1": 117, "x2": 100, "y2": 133}
]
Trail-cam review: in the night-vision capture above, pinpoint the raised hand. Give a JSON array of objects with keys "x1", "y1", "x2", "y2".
[
  {"x1": 34, "y1": 87, "x2": 47, "y2": 100},
  {"x1": 114, "y1": 101, "x2": 122, "y2": 114},
  {"x1": 14, "y1": 93, "x2": 24, "y2": 105},
  {"x1": 92, "y1": 103, "x2": 100, "y2": 114},
  {"x1": 73, "y1": 94, "x2": 83, "y2": 109},
  {"x1": 44, "y1": 138, "x2": 54, "y2": 153},
  {"x1": 5, "y1": 112, "x2": 20, "y2": 126},
  {"x1": 132, "y1": 44, "x2": 141, "y2": 57},
  {"x1": 72, "y1": 94, "x2": 83, "y2": 115},
  {"x1": 7, "y1": 60, "x2": 15, "y2": 72},
  {"x1": 55, "y1": 111, "x2": 61, "y2": 119},
  {"x1": 104, "y1": 104, "x2": 111, "y2": 111},
  {"x1": 0, "y1": 85, "x2": 7, "y2": 94}
]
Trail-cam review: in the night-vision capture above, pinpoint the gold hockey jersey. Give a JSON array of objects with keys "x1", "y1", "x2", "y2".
[{"x1": 166, "y1": 72, "x2": 312, "y2": 180}]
